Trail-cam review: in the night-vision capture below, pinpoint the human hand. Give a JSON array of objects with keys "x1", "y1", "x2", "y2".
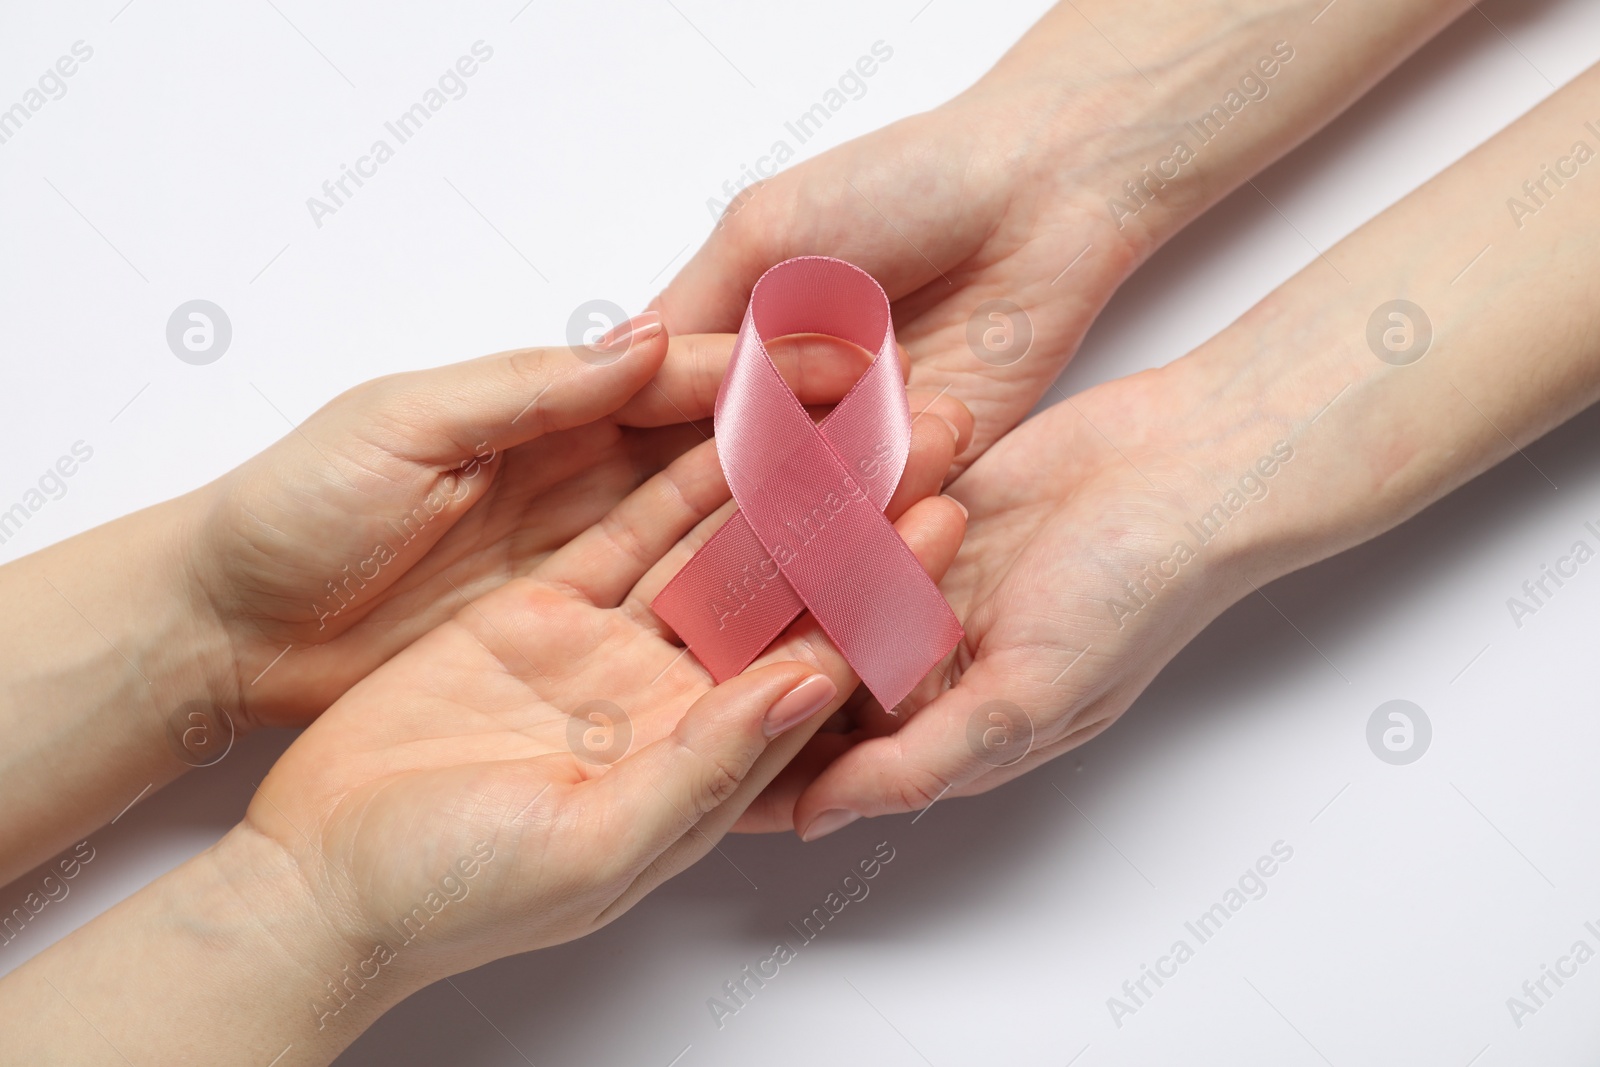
[
  {"x1": 744, "y1": 53, "x2": 1600, "y2": 837},
  {"x1": 233, "y1": 387, "x2": 968, "y2": 1013},
  {"x1": 656, "y1": 1, "x2": 1471, "y2": 467},
  {"x1": 183, "y1": 323, "x2": 971, "y2": 731},
  {"x1": 0, "y1": 351, "x2": 971, "y2": 1061},
  {"x1": 735, "y1": 361, "x2": 1266, "y2": 834},
  {"x1": 657, "y1": 89, "x2": 1128, "y2": 467}
]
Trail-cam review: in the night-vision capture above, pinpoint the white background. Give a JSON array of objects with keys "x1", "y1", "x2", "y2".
[{"x1": 3, "y1": 1, "x2": 1600, "y2": 1064}]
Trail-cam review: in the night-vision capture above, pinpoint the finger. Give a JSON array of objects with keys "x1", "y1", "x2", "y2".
[
  {"x1": 653, "y1": 159, "x2": 952, "y2": 337},
  {"x1": 612, "y1": 333, "x2": 905, "y2": 428},
  {"x1": 647, "y1": 494, "x2": 969, "y2": 856},
  {"x1": 792, "y1": 649, "x2": 1057, "y2": 839},
  {"x1": 590, "y1": 662, "x2": 834, "y2": 911},
  {"x1": 319, "y1": 316, "x2": 667, "y2": 467},
  {"x1": 538, "y1": 437, "x2": 728, "y2": 608},
  {"x1": 539, "y1": 399, "x2": 913, "y2": 611},
  {"x1": 908, "y1": 386, "x2": 974, "y2": 460},
  {"x1": 729, "y1": 730, "x2": 852, "y2": 833},
  {"x1": 623, "y1": 406, "x2": 967, "y2": 628},
  {"x1": 652, "y1": 193, "x2": 789, "y2": 335},
  {"x1": 884, "y1": 402, "x2": 961, "y2": 519}
]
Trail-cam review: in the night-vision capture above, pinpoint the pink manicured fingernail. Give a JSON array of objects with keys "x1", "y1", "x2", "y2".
[
  {"x1": 800, "y1": 808, "x2": 860, "y2": 842},
  {"x1": 762, "y1": 674, "x2": 837, "y2": 738},
  {"x1": 944, "y1": 494, "x2": 968, "y2": 520},
  {"x1": 596, "y1": 310, "x2": 662, "y2": 353}
]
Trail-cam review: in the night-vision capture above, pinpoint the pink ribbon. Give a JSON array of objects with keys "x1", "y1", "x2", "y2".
[{"x1": 652, "y1": 256, "x2": 962, "y2": 709}]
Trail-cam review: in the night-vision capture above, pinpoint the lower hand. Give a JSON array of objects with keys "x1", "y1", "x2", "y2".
[{"x1": 240, "y1": 394, "x2": 967, "y2": 1000}]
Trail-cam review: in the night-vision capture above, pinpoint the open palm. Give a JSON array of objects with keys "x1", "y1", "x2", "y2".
[{"x1": 241, "y1": 371, "x2": 968, "y2": 978}]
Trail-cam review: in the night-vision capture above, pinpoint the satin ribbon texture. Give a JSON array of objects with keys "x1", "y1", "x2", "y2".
[{"x1": 652, "y1": 255, "x2": 962, "y2": 710}]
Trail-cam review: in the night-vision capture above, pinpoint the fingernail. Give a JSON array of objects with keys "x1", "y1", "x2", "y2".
[
  {"x1": 595, "y1": 310, "x2": 662, "y2": 353},
  {"x1": 801, "y1": 808, "x2": 860, "y2": 842},
  {"x1": 932, "y1": 413, "x2": 962, "y2": 446},
  {"x1": 763, "y1": 674, "x2": 837, "y2": 738},
  {"x1": 944, "y1": 494, "x2": 969, "y2": 520}
]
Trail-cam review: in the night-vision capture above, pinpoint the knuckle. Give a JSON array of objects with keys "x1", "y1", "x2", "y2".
[
  {"x1": 784, "y1": 636, "x2": 830, "y2": 675},
  {"x1": 596, "y1": 508, "x2": 653, "y2": 571},
  {"x1": 674, "y1": 733, "x2": 746, "y2": 813},
  {"x1": 1044, "y1": 706, "x2": 1117, "y2": 752},
  {"x1": 886, "y1": 764, "x2": 952, "y2": 815},
  {"x1": 332, "y1": 373, "x2": 434, "y2": 442},
  {"x1": 331, "y1": 372, "x2": 402, "y2": 416},
  {"x1": 693, "y1": 750, "x2": 745, "y2": 810},
  {"x1": 505, "y1": 346, "x2": 558, "y2": 392},
  {"x1": 715, "y1": 178, "x2": 772, "y2": 234}
]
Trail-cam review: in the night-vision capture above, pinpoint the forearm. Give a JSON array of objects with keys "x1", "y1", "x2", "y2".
[
  {"x1": 0, "y1": 826, "x2": 399, "y2": 1066},
  {"x1": 0, "y1": 492, "x2": 237, "y2": 885},
  {"x1": 1164, "y1": 61, "x2": 1600, "y2": 581},
  {"x1": 968, "y1": 0, "x2": 1472, "y2": 256}
]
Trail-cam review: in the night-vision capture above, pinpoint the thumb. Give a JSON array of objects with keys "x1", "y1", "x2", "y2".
[
  {"x1": 654, "y1": 129, "x2": 956, "y2": 337},
  {"x1": 588, "y1": 664, "x2": 839, "y2": 915},
  {"x1": 652, "y1": 209, "x2": 780, "y2": 336},
  {"x1": 316, "y1": 313, "x2": 667, "y2": 467}
]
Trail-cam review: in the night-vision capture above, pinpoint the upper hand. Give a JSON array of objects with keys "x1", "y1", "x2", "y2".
[
  {"x1": 656, "y1": 88, "x2": 1136, "y2": 466},
  {"x1": 183, "y1": 323, "x2": 970, "y2": 731}
]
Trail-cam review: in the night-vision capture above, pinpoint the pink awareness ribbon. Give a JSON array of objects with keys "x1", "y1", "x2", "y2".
[{"x1": 652, "y1": 256, "x2": 962, "y2": 710}]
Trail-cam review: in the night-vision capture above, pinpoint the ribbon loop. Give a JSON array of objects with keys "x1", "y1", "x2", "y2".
[{"x1": 652, "y1": 256, "x2": 962, "y2": 709}]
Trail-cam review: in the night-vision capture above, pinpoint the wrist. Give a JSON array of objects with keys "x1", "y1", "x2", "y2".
[
  {"x1": 0, "y1": 491, "x2": 244, "y2": 883},
  {"x1": 962, "y1": 0, "x2": 1472, "y2": 261},
  {"x1": 180, "y1": 824, "x2": 426, "y2": 1054},
  {"x1": 959, "y1": 5, "x2": 1298, "y2": 259},
  {"x1": 1148, "y1": 294, "x2": 1395, "y2": 592},
  {"x1": 0, "y1": 824, "x2": 409, "y2": 1065},
  {"x1": 161, "y1": 485, "x2": 256, "y2": 745}
]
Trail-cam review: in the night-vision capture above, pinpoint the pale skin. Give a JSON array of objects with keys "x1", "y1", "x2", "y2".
[
  {"x1": 660, "y1": 0, "x2": 1477, "y2": 461},
  {"x1": 657, "y1": 0, "x2": 1600, "y2": 837},
  {"x1": 0, "y1": 330, "x2": 969, "y2": 1064},
  {"x1": 765, "y1": 68, "x2": 1600, "y2": 834},
  {"x1": 4, "y1": 2, "x2": 1600, "y2": 1062},
  {"x1": 0, "y1": 320, "x2": 971, "y2": 887}
]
